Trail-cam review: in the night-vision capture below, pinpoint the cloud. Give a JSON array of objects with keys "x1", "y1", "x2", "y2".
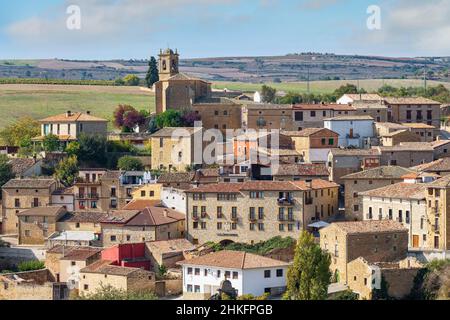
[
  {"x1": 362, "y1": 0, "x2": 450, "y2": 55},
  {"x1": 5, "y1": 0, "x2": 239, "y2": 45},
  {"x1": 299, "y1": 0, "x2": 345, "y2": 10}
]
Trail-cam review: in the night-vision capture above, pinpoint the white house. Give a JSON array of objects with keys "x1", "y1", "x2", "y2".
[
  {"x1": 324, "y1": 115, "x2": 375, "y2": 148},
  {"x1": 337, "y1": 93, "x2": 383, "y2": 105},
  {"x1": 177, "y1": 250, "x2": 289, "y2": 300},
  {"x1": 161, "y1": 187, "x2": 187, "y2": 213}
]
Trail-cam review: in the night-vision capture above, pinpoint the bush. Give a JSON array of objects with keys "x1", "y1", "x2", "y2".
[
  {"x1": 17, "y1": 260, "x2": 45, "y2": 272},
  {"x1": 75, "y1": 284, "x2": 157, "y2": 300},
  {"x1": 117, "y1": 156, "x2": 144, "y2": 171}
]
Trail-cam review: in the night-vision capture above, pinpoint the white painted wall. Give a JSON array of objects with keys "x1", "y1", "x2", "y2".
[
  {"x1": 162, "y1": 187, "x2": 187, "y2": 213},
  {"x1": 336, "y1": 95, "x2": 354, "y2": 105},
  {"x1": 324, "y1": 119, "x2": 374, "y2": 148},
  {"x1": 51, "y1": 194, "x2": 75, "y2": 212},
  {"x1": 309, "y1": 149, "x2": 332, "y2": 163}
]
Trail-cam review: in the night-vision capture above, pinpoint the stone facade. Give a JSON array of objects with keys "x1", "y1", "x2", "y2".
[
  {"x1": 292, "y1": 104, "x2": 357, "y2": 130},
  {"x1": 242, "y1": 104, "x2": 293, "y2": 131},
  {"x1": 192, "y1": 100, "x2": 243, "y2": 133},
  {"x1": 425, "y1": 181, "x2": 450, "y2": 251},
  {"x1": 1, "y1": 179, "x2": 58, "y2": 235}
]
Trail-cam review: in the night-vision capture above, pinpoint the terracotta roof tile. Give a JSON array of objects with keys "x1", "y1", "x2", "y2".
[
  {"x1": 341, "y1": 166, "x2": 415, "y2": 180},
  {"x1": 327, "y1": 220, "x2": 408, "y2": 234},
  {"x1": 359, "y1": 182, "x2": 427, "y2": 200},
  {"x1": 282, "y1": 128, "x2": 338, "y2": 137},
  {"x1": 125, "y1": 207, "x2": 185, "y2": 226},
  {"x1": 58, "y1": 211, "x2": 108, "y2": 223},
  {"x1": 81, "y1": 260, "x2": 152, "y2": 276},
  {"x1": 293, "y1": 104, "x2": 356, "y2": 111},
  {"x1": 177, "y1": 250, "x2": 290, "y2": 269},
  {"x1": 122, "y1": 199, "x2": 162, "y2": 210},
  {"x1": 17, "y1": 206, "x2": 66, "y2": 217},
  {"x1": 61, "y1": 248, "x2": 101, "y2": 261},
  {"x1": 39, "y1": 112, "x2": 107, "y2": 123},
  {"x1": 2, "y1": 178, "x2": 56, "y2": 189},
  {"x1": 384, "y1": 97, "x2": 441, "y2": 105},
  {"x1": 273, "y1": 163, "x2": 330, "y2": 177},
  {"x1": 412, "y1": 158, "x2": 450, "y2": 172}
]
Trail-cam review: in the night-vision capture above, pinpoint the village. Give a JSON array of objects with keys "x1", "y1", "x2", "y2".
[{"x1": 0, "y1": 49, "x2": 449, "y2": 301}]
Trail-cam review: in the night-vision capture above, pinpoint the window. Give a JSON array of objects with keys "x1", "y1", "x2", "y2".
[
  {"x1": 389, "y1": 209, "x2": 393, "y2": 220},
  {"x1": 329, "y1": 138, "x2": 334, "y2": 145},
  {"x1": 279, "y1": 224, "x2": 285, "y2": 231},
  {"x1": 187, "y1": 268, "x2": 193, "y2": 275},
  {"x1": 258, "y1": 223, "x2": 264, "y2": 231},
  {"x1": 250, "y1": 191, "x2": 264, "y2": 199},
  {"x1": 264, "y1": 270, "x2": 271, "y2": 278},
  {"x1": 232, "y1": 272, "x2": 238, "y2": 280},
  {"x1": 71, "y1": 261, "x2": 76, "y2": 266},
  {"x1": 295, "y1": 112, "x2": 303, "y2": 121},
  {"x1": 406, "y1": 211, "x2": 410, "y2": 224},
  {"x1": 217, "y1": 206, "x2": 223, "y2": 219},
  {"x1": 217, "y1": 222, "x2": 222, "y2": 230},
  {"x1": 14, "y1": 198, "x2": 20, "y2": 208},
  {"x1": 398, "y1": 210, "x2": 403, "y2": 223},
  {"x1": 276, "y1": 269, "x2": 283, "y2": 277},
  {"x1": 201, "y1": 222, "x2": 207, "y2": 229},
  {"x1": 84, "y1": 284, "x2": 89, "y2": 290},
  {"x1": 110, "y1": 235, "x2": 117, "y2": 242},
  {"x1": 150, "y1": 191, "x2": 155, "y2": 197},
  {"x1": 258, "y1": 207, "x2": 264, "y2": 219},
  {"x1": 310, "y1": 111, "x2": 316, "y2": 117},
  {"x1": 187, "y1": 285, "x2": 193, "y2": 292},
  {"x1": 225, "y1": 271, "x2": 231, "y2": 279},
  {"x1": 250, "y1": 223, "x2": 255, "y2": 231},
  {"x1": 321, "y1": 138, "x2": 326, "y2": 146},
  {"x1": 194, "y1": 268, "x2": 200, "y2": 276},
  {"x1": 141, "y1": 191, "x2": 146, "y2": 197},
  {"x1": 194, "y1": 286, "x2": 201, "y2": 293}
]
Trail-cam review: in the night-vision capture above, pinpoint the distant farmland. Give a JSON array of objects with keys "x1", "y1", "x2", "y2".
[{"x1": 0, "y1": 84, "x2": 155, "y2": 129}]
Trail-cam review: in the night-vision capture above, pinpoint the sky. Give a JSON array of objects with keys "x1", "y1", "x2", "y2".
[{"x1": 0, "y1": 0, "x2": 449, "y2": 60}]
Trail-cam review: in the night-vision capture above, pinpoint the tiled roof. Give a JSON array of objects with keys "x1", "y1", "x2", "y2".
[
  {"x1": 427, "y1": 175, "x2": 450, "y2": 188},
  {"x1": 245, "y1": 104, "x2": 292, "y2": 110},
  {"x1": 146, "y1": 239, "x2": 196, "y2": 253},
  {"x1": 81, "y1": 260, "x2": 151, "y2": 276},
  {"x1": 58, "y1": 211, "x2": 108, "y2": 223},
  {"x1": 328, "y1": 220, "x2": 408, "y2": 234},
  {"x1": 341, "y1": 166, "x2": 415, "y2": 180},
  {"x1": 412, "y1": 158, "x2": 450, "y2": 172},
  {"x1": 8, "y1": 158, "x2": 38, "y2": 176},
  {"x1": 2, "y1": 178, "x2": 56, "y2": 189},
  {"x1": 186, "y1": 179, "x2": 338, "y2": 193},
  {"x1": 52, "y1": 187, "x2": 74, "y2": 195},
  {"x1": 384, "y1": 97, "x2": 441, "y2": 105},
  {"x1": 100, "y1": 210, "x2": 141, "y2": 224},
  {"x1": 39, "y1": 112, "x2": 108, "y2": 123},
  {"x1": 293, "y1": 103, "x2": 356, "y2": 111},
  {"x1": 17, "y1": 206, "x2": 66, "y2": 217},
  {"x1": 150, "y1": 127, "x2": 200, "y2": 138},
  {"x1": 273, "y1": 163, "x2": 330, "y2": 177},
  {"x1": 377, "y1": 144, "x2": 434, "y2": 152},
  {"x1": 342, "y1": 94, "x2": 382, "y2": 101},
  {"x1": 46, "y1": 245, "x2": 78, "y2": 255},
  {"x1": 281, "y1": 128, "x2": 338, "y2": 137},
  {"x1": 167, "y1": 72, "x2": 208, "y2": 83},
  {"x1": 258, "y1": 147, "x2": 300, "y2": 157},
  {"x1": 177, "y1": 250, "x2": 290, "y2": 269},
  {"x1": 375, "y1": 122, "x2": 408, "y2": 130},
  {"x1": 330, "y1": 148, "x2": 381, "y2": 157},
  {"x1": 122, "y1": 199, "x2": 161, "y2": 210},
  {"x1": 195, "y1": 168, "x2": 220, "y2": 178},
  {"x1": 382, "y1": 130, "x2": 411, "y2": 137},
  {"x1": 60, "y1": 248, "x2": 101, "y2": 261},
  {"x1": 125, "y1": 207, "x2": 185, "y2": 227},
  {"x1": 359, "y1": 182, "x2": 427, "y2": 200},
  {"x1": 400, "y1": 123, "x2": 435, "y2": 129},
  {"x1": 158, "y1": 172, "x2": 196, "y2": 184}
]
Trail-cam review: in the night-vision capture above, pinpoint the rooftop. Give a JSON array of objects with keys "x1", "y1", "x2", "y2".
[
  {"x1": 327, "y1": 220, "x2": 408, "y2": 234},
  {"x1": 60, "y1": 247, "x2": 101, "y2": 261},
  {"x1": 158, "y1": 172, "x2": 196, "y2": 184},
  {"x1": 100, "y1": 210, "x2": 141, "y2": 224},
  {"x1": 39, "y1": 112, "x2": 108, "y2": 123},
  {"x1": 58, "y1": 211, "x2": 108, "y2": 223},
  {"x1": 341, "y1": 93, "x2": 383, "y2": 101},
  {"x1": 81, "y1": 260, "x2": 151, "y2": 276},
  {"x1": 177, "y1": 250, "x2": 290, "y2": 269},
  {"x1": 359, "y1": 182, "x2": 427, "y2": 200},
  {"x1": 400, "y1": 123, "x2": 436, "y2": 129},
  {"x1": 292, "y1": 103, "x2": 356, "y2": 111},
  {"x1": 2, "y1": 178, "x2": 56, "y2": 189},
  {"x1": 427, "y1": 175, "x2": 450, "y2": 188},
  {"x1": 122, "y1": 199, "x2": 162, "y2": 211},
  {"x1": 150, "y1": 127, "x2": 201, "y2": 138},
  {"x1": 281, "y1": 128, "x2": 338, "y2": 137},
  {"x1": 324, "y1": 115, "x2": 374, "y2": 121},
  {"x1": 329, "y1": 148, "x2": 381, "y2": 157},
  {"x1": 17, "y1": 206, "x2": 66, "y2": 217},
  {"x1": 384, "y1": 97, "x2": 441, "y2": 105},
  {"x1": 273, "y1": 163, "x2": 330, "y2": 177},
  {"x1": 146, "y1": 239, "x2": 196, "y2": 253},
  {"x1": 341, "y1": 166, "x2": 415, "y2": 180},
  {"x1": 125, "y1": 207, "x2": 185, "y2": 227},
  {"x1": 49, "y1": 231, "x2": 96, "y2": 242},
  {"x1": 8, "y1": 158, "x2": 39, "y2": 176},
  {"x1": 412, "y1": 157, "x2": 450, "y2": 172}
]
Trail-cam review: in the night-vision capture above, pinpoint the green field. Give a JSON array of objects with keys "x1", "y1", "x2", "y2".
[
  {"x1": 0, "y1": 85, "x2": 155, "y2": 129},
  {"x1": 213, "y1": 79, "x2": 450, "y2": 94}
]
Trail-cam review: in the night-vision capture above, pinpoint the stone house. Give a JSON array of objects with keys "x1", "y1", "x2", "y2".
[
  {"x1": 101, "y1": 207, "x2": 185, "y2": 248},
  {"x1": 292, "y1": 103, "x2": 357, "y2": 130},
  {"x1": 178, "y1": 250, "x2": 289, "y2": 300},
  {"x1": 341, "y1": 166, "x2": 416, "y2": 221},
  {"x1": 283, "y1": 128, "x2": 339, "y2": 163},
  {"x1": 412, "y1": 157, "x2": 450, "y2": 177},
  {"x1": 79, "y1": 260, "x2": 156, "y2": 296},
  {"x1": 359, "y1": 181, "x2": 429, "y2": 249},
  {"x1": 192, "y1": 97, "x2": 243, "y2": 132},
  {"x1": 51, "y1": 187, "x2": 75, "y2": 212},
  {"x1": 0, "y1": 269, "x2": 60, "y2": 300},
  {"x1": 319, "y1": 221, "x2": 408, "y2": 284},
  {"x1": 150, "y1": 127, "x2": 203, "y2": 172},
  {"x1": 56, "y1": 211, "x2": 106, "y2": 234},
  {"x1": 241, "y1": 103, "x2": 293, "y2": 131},
  {"x1": 400, "y1": 123, "x2": 435, "y2": 142},
  {"x1": 376, "y1": 145, "x2": 435, "y2": 167},
  {"x1": 131, "y1": 183, "x2": 162, "y2": 202},
  {"x1": 59, "y1": 248, "x2": 102, "y2": 286},
  {"x1": 185, "y1": 180, "x2": 339, "y2": 245},
  {"x1": 145, "y1": 239, "x2": 196, "y2": 268},
  {"x1": 271, "y1": 163, "x2": 330, "y2": 181},
  {"x1": 337, "y1": 94, "x2": 383, "y2": 105},
  {"x1": 380, "y1": 130, "x2": 422, "y2": 147},
  {"x1": 327, "y1": 149, "x2": 381, "y2": 185},
  {"x1": 1, "y1": 178, "x2": 59, "y2": 235},
  {"x1": 346, "y1": 257, "x2": 422, "y2": 300},
  {"x1": 352, "y1": 101, "x2": 388, "y2": 123},
  {"x1": 17, "y1": 206, "x2": 67, "y2": 245}
]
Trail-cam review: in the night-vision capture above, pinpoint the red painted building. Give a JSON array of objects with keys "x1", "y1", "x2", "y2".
[{"x1": 101, "y1": 243, "x2": 151, "y2": 271}]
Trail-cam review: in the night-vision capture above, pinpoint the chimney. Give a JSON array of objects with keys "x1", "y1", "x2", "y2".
[
  {"x1": 66, "y1": 110, "x2": 72, "y2": 117},
  {"x1": 306, "y1": 179, "x2": 312, "y2": 189}
]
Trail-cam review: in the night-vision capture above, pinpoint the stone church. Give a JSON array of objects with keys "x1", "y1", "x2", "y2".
[{"x1": 155, "y1": 49, "x2": 211, "y2": 114}]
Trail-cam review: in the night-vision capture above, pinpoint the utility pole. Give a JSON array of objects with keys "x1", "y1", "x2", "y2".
[{"x1": 424, "y1": 66, "x2": 428, "y2": 91}]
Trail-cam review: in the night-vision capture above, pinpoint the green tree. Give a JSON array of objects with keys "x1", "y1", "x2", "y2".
[
  {"x1": 65, "y1": 141, "x2": 80, "y2": 157},
  {"x1": 55, "y1": 156, "x2": 79, "y2": 187},
  {"x1": 333, "y1": 83, "x2": 360, "y2": 98},
  {"x1": 0, "y1": 155, "x2": 14, "y2": 188},
  {"x1": 42, "y1": 134, "x2": 60, "y2": 152},
  {"x1": 285, "y1": 231, "x2": 331, "y2": 300},
  {"x1": 329, "y1": 290, "x2": 359, "y2": 300},
  {"x1": 154, "y1": 110, "x2": 182, "y2": 128},
  {"x1": 117, "y1": 156, "x2": 144, "y2": 171},
  {"x1": 75, "y1": 284, "x2": 157, "y2": 300},
  {"x1": 0, "y1": 117, "x2": 40, "y2": 146},
  {"x1": 77, "y1": 134, "x2": 107, "y2": 166},
  {"x1": 17, "y1": 260, "x2": 45, "y2": 272},
  {"x1": 261, "y1": 85, "x2": 277, "y2": 103},
  {"x1": 123, "y1": 74, "x2": 140, "y2": 86},
  {"x1": 145, "y1": 56, "x2": 159, "y2": 88}
]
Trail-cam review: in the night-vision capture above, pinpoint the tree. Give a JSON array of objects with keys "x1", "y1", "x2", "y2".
[
  {"x1": 155, "y1": 110, "x2": 183, "y2": 128},
  {"x1": 0, "y1": 155, "x2": 14, "y2": 188},
  {"x1": 145, "y1": 56, "x2": 159, "y2": 88},
  {"x1": 329, "y1": 290, "x2": 358, "y2": 300},
  {"x1": 117, "y1": 156, "x2": 144, "y2": 171},
  {"x1": 77, "y1": 134, "x2": 107, "y2": 166},
  {"x1": 333, "y1": 83, "x2": 360, "y2": 98},
  {"x1": 114, "y1": 105, "x2": 146, "y2": 132},
  {"x1": 181, "y1": 110, "x2": 201, "y2": 127},
  {"x1": 123, "y1": 74, "x2": 140, "y2": 86},
  {"x1": 0, "y1": 117, "x2": 40, "y2": 147},
  {"x1": 261, "y1": 85, "x2": 277, "y2": 103},
  {"x1": 285, "y1": 231, "x2": 331, "y2": 300},
  {"x1": 42, "y1": 134, "x2": 60, "y2": 152},
  {"x1": 17, "y1": 260, "x2": 45, "y2": 272},
  {"x1": 55, "y1": 156, "x2": 79, "y2": 187},
  {"x1": 65, "y1": 141, "x2": 80, "y2": 157}
]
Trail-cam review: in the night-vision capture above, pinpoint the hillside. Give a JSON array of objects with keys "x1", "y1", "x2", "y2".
[{"x1": 1, "y1": 53, "x2": 449, "y2": 83}]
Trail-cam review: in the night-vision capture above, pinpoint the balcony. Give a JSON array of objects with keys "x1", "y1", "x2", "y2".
[
  {"x1": 192, "y1": 215, "x2": 199, "y2": 221},
  {"x1": 75, "y1": 177, "x2": 101, "y2": 185},
  {"x1": 278, "y1": 215, "x2": 286, "y2": 222},
  {"x1": 231, "y1": 215, "x2": 239, "y2": 222},
  {"x1": 277, "y1": 198, "x2": 295, "y2": 206},
  {"x1": 248, "y1": 214, "x2": 257, "y2": 222},
  {"x1": 77, "y1": 193, "x2": 99, "y2": 200}
]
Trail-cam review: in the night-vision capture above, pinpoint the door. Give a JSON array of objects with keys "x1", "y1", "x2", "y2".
[{"x1": 412, "y1": 235, "x2": 419, "y2": 248}]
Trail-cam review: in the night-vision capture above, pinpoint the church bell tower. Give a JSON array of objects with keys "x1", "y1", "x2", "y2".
[{"x1": 158, "y1": 48, "x2": 179, "y2": 81}]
